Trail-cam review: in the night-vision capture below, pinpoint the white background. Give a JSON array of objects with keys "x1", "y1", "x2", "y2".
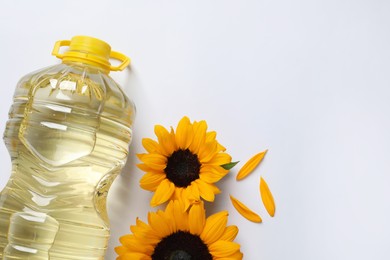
[{"x1": 1, "y1": 0, "x2": 390, "y2": 259}]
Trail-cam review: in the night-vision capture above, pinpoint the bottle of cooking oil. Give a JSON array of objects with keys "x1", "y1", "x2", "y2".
[{"x1": 0, "y1": 36, "x2": 135, "y2": 259}]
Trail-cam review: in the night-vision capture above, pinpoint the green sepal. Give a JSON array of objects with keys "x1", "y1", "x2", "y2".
[{"x1": 221, "y1": 161, "x2": 239, "y2": 170}]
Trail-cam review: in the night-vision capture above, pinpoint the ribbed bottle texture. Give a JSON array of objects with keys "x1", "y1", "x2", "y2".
[{"x1": 3, "y1": 213, "x2": 59, "y2": 259}]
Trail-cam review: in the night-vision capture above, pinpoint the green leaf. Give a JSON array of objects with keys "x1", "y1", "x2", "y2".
[{"x1": 221, "y1": 161, "x2": 239, "y2": 170}]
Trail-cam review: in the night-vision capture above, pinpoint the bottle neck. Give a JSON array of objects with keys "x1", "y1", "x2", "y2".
[{"x1": 62, "y1": 58, "x2": 110, "y2": 74}]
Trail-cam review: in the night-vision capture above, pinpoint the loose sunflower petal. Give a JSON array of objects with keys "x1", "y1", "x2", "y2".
[
  {"x1": 229, "y1": 195, "x2": 262, "y2": 223},
  {"x1": 200, "y1": 211, "x2": 228, "y2": 245},
  {"x1": 150, "y1": 179, "x2": 175, "y2": 207},
  {"x1": 236, "y1": 150, "x2": 268, "y2": 181},
  {"x1": 260, "y1": 177, "x2": 276, "y2": 217}
]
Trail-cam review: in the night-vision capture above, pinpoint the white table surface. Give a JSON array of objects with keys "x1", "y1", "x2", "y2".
[{"x1": 1, "y1": 0, "x2": 390, "y2": 259}]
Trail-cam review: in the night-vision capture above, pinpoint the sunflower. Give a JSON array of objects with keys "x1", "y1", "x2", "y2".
[
  {"x1": 115, "y1": 200, "x2": 243, "y2": 260},
  {"x1": 137, "y1": 116, "x2": 232, "y2": 207}
]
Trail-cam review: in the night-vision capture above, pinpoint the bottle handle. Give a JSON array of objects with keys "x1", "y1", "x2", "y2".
[
  {"x1": 51, "y1": 40, "x2": 71, "y2": 59},
  {"x1": 51, "y1": 40, "x2": 130, "y2": 71},
  {"x1": 109, "y1": 51, "x2": 131, "y2": 71}
]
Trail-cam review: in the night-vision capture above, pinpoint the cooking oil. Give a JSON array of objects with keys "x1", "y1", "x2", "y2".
[{"x1": 0, "y1": 36, "x2": 135, "y2": 259}]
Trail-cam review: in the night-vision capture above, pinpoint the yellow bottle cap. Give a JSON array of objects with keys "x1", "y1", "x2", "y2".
[{"x1": 51, "y1": 36, "x2": 130, "y2": 73}]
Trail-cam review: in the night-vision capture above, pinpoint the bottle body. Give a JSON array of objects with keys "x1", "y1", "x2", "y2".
[{"x1": 0, "y1": 62, "x2": 135, "y2": 259}]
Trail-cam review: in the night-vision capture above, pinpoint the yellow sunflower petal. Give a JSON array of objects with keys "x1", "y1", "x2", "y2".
[
  {"x1": 219, "y1": 225, "x2": 239, "y2": 242},
  {"x1": 200, "y1": 211, "x2": 228, "y2": 245},
  {"x1": 119, "y1": 234, "x2": 134, "y2": 246},
  {"x1": 157, "y1": 209, "x2": 176, "y2": 235},
  {"x1": 150, "y1": 179, "x2": 175, "y2": 207},
  {"x1": 260, "y1": 177, "x2": 276, "y2": 217},
  {"x1": 172, "y1": 187, "x2": 184, "y2": 200},
  {"x1": 136, "y1": 153, "x2": 146, "y2": 160},
  {"x1": 171, "y1": 200, "x2": 189, "y2": 231},
  {"x1": 139, "y1": 172, "x2": 166, "y2": 191},
  {"x1": 117, "y1": 251, "x2": 151, "y2": 260},
  {"x1": 199, "y1": 165, "x2": 229, "y2": 183},
  {"x1": 194, "y1": 179, "x2": 215, "y2": 202},
  {"x1": 148, "y1": 211, "x2": 172, "y2": 238},
  {"x1": 182, "y1": 185, "x2": 200, "y2": 203},
  {"x1": 236, "y1": 150, "x2": 267, "y2": 181},
  {"x1": 115, "y1": 246, "x2": 128, "y2": 255},
  {"x1": 188, "y1": 200, "x2": 206, "y2": 235},
  {"x1": 198, "y1": 141, "x2": 218, "y2": 163},
  {"x1": 188, "y1": 182, "x2": 200, "y2": 201},
  {"x1": 205, "y1": 131, "x2": 217, "y2": 142},
  {"x1": 142, "y1": 138, "x2": 161, "y2": 153},
  {"x1": 136, "y1": 163, "x2": 153, "y2": 172},
  {"x1": 215, "y1": 250, "x2": 243, "y2": 260},
  {"x1": 175, "y1": 116, "x2": 194, "y2": 149},
  {"x1": 208, "y1": 240, "x2": 241, "y2": 258},
  {"x1": 154, "y1": 125, "x2": 176, "y2": 156},
  {"x1": 209, "y1": 183, "x2": 221, "y2": 194},
  {"x1": 119, "y1": 235, "x2": 154, "y2": 254},
  {"x1": 169, "y1": 126, "x2": 178, "y2": 151},
  {"x1": 163, "y1": 200, "x2": 177, "y2": 233},
  {"x1": 138, "y1": 153, "x2": 167, "y2": 171},
  {"x1": 135, "y1": 218, "x2": 151, "y2": 231},
  {"x1": 208, "y1": 153, "x2": 232, "y2": 166},
  {"x1": 217, "y1": 142, "x2": 227, "y2": 152},
  {"x1": 189, "y1": 120, "x2": 207, "y2": 154},
  {"x1": 183, "y1": 197, "x2": 192, "y2": 212},
  {"x1": 130, "y1": 223, "x2": 160, "y2": 244},
  {"x1": 229, "y1": 195, "x2": 262, "y2": 223}
]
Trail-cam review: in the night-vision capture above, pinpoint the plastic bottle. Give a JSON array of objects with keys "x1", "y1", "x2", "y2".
[{"x1": 0, "y1": 36, "x2": 135, "y2": 259}]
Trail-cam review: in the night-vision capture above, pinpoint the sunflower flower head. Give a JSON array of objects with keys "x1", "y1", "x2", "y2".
[
  {"x1": 116, "y1": 200, "x2": 243, "y2": 260},
  {"x1": 138, "y1": 116, "x2": 232, "y2": 207}
]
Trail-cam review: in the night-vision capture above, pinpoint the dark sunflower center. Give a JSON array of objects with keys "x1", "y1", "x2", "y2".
[
  {"x1": 165, "y1": 149, "x2": 201, "y2": 187},
  {"x1": 152, "y1": 231, "x2": 212, "y2": 260},
  {"x1": 169, "y1": 250, "x2": 191, "y2": 260}
]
